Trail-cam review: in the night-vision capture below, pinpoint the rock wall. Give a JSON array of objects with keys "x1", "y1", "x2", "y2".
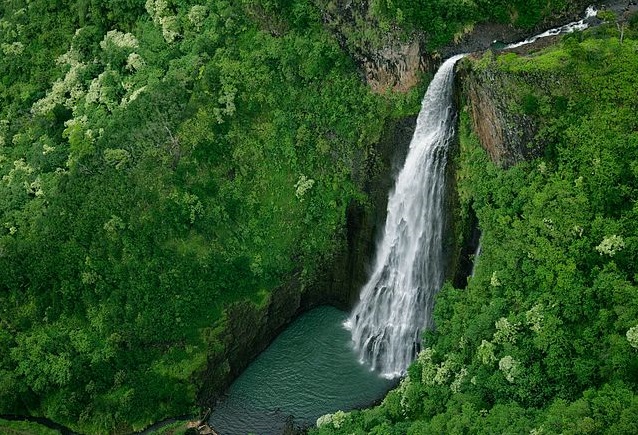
[
  {"x1": 443, "y1": 117, "x2": 479, "y2": 289},
  {"x1": 441, "y1": 72, "x2": 482, "y2": 290},
  {"x1": 362, "y1": 39, "x2": 434, "y2": 93},
  {"x1": 315, "y1": 0, "x2": 436, "y2": 93},
  {"x1": 455, "y1": 56, "x2": 541, "y2": 168},
  {"x1": 442, "y1": 56, "x2": 541, "y2": 286}
]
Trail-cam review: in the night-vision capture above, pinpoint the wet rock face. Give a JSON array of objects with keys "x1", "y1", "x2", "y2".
[{"x1": 457, "y1": 58, "x2": 540, "y2": 168}]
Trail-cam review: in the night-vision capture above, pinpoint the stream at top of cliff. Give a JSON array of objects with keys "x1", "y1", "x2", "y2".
[{"x1": 208, "y1": 306, "x2": 395, "y2": 434}]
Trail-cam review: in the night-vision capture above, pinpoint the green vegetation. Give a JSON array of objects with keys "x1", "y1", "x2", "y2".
[
  {"x1": 0, "y1": 418, "x2": 61, "y2": 435},
  {"x1": 1, "y1": 0, "x2": 626, "y2": 433},
  {"x1": 313, "y1": 30, "x2": 638, "y2": 435},
  {"x1": 0, "y1": 0, "x2": 425, "y2": 433}
]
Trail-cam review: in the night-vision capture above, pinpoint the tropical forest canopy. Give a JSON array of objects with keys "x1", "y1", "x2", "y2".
[{"x1": 1, "y1": 0, "x2": 633, "y2": 434}]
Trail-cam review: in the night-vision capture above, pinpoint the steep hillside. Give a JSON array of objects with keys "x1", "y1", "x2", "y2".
[{"x1": 0, "y1": 1, "x2": 424, "y2": 432}]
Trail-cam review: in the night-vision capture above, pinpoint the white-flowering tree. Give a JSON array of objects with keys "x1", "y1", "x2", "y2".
[
  {"x1": 627, "y1": 325, "x2": 638, "y2": 349},
  {"x1": 596, "y1": 235, "x2": 625, "y2": 257}
]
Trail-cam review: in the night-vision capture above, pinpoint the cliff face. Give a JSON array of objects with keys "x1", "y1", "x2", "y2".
[
  {"x1": 456, "y1": 56, "x2": 542, "y2": 168},
  {"x1": 314, "y1": 0, "x2": 435, "y2": 93},
  {"x1": 444, "y1": 54, "x2": 544, "y2": 284},
  {"x1": 362, "y1": 40, "x2": 434, "y2": 93}
]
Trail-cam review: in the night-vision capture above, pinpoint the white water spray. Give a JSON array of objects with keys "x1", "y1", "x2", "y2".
[
  {"x1": 470, "y1": 241, "x2": 482, "y2": 278},
  {"x1": 346, "y1": 54, "x2": 465, "y2": 378}
]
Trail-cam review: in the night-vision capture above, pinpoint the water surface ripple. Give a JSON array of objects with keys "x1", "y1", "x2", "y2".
[{"x1": 209, "y1": 306, "x2": 394, "y2": 434}]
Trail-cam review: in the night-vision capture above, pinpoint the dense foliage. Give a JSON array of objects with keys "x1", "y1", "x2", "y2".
[
  {"x1": 0, "y1": 0, "x2": 425, "y2": 432},
  {"x1": 1, "y1": 0, "x2": 623, "y2": 433},
  {"x1": 0, "y1": 418, "x2": 61, "y2": 435},
  {"x1": 313, "y1": 26, "x2": 638, "y2": 434}
]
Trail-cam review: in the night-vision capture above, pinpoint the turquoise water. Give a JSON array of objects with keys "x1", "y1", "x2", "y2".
[{"x1": 208, "y1": 306, "x2": 395, "y2": 434}]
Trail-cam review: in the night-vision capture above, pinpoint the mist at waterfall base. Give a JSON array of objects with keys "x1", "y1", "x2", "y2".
[{"x1": 208, "y1": 307, "x2": 395, "y2": 434}]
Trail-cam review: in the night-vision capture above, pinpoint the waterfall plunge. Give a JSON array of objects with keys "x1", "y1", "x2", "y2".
[
  {"x1": 346, "y1": 4, "x2": 598, "y2": 379},
  {"x1": 346, "y1": 54, "x2": 465, "y2": 378}
]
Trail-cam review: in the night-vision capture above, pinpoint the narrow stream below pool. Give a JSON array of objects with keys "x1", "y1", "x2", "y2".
[{"x1": 208, "y1": 306, "x2": 395, "y2": 434}]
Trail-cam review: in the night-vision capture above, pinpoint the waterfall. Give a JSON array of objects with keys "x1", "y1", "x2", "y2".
[
  {"x1": 346, "y1": 4, "x2": 599, "y2": 379},
  {"x1": 345, "y1": 54, "x2": 465, "y2": 378},
  {"x1": 470, "y1": 241, "x2": 482, "y2": 278}
]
